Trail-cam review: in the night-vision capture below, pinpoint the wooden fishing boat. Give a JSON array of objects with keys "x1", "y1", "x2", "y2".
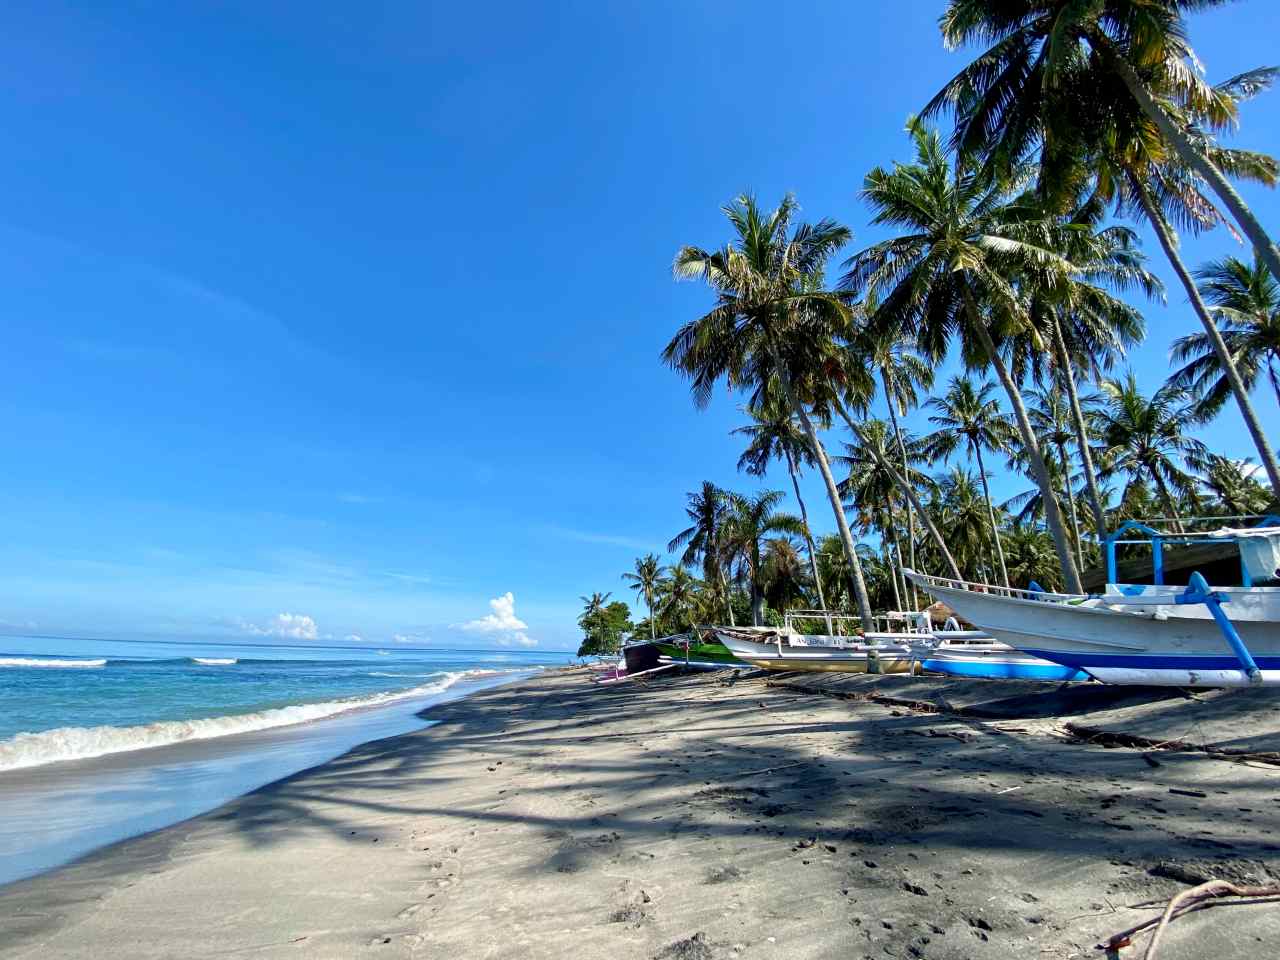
[{"x1": 651, "y1": 629, "x2": 745, "y2": 668}]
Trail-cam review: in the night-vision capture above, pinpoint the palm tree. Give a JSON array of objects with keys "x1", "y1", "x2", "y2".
[
  {"x1": 733, "y1": 398, "x2": 828, "y2": 612},
  {"x1": 1036, "y1": 209, "x2": 1160, "y2": 543},
  {"x1": 1027, "y1": 386, "x2": 1089, "y2": 569},
  {"x1": 1092, "y1": 372, "x2": 1208, "y2": 526},
  {"x1": 1170, "y1": 255, "x2": 1280, "y2": 419},
  {"x1": 841, "y1": 119, "x2": 1085, "y2": 592},
  {"x1": 837, "y1": 420, "x2": 916, "y2": 607},
  {"x1": 926, "y1": 6, "x2": 1280, "y2": 495},
  {"x1": 657, "y1": 566, "x2": 701, "y2": 633},
  {"x1": 761, "y1": 537, "x2": 810, "y2": 615},
  {"x1": 923, "y1": 376, "x2": 1017, "y2": 587},
  {"x1": 932, "y1": 468, "x2": 999, "y2": 581},
  {"x1": 836, "y1": 417, "x2": 963, "y2": 583},
  {"x1": 621, "y1": 555, "x2": 664, "y2": 640},
  {"x1": 1003, "y1": 523, "x2": 1064, "y2": 592},
  {"x1": 926, "y1": 1, "x2": 1280, "y2": 285},
  {"x1": 663, "y1": 194, "x2": 876, "y2": 628},
  {"x1": 851, "y1": 322, "x2": 935, "y2": 600},
  {"x1": 579, "y1": 592, "x2": 611, "y2": 618},
  {"x1": 722, "y1": 490, "x2": 805, "y2": 626},
  {"x1": 668, "y1": 481, "x2": 736, "y2": 626},
  {"x1": 1196, "y1": 454, "x2": 1273, "y2": 516}
]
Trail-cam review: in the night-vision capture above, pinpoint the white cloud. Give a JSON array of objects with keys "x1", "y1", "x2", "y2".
[
  {"x1": 498, "y1": 631, "x2": 537, "y2": 648},
  {"x1": 455, "y1": 592, "x2": 536, "y2": 647},
  {"x1": 244, "y1": 612, "x2": 319, "y2": 640},
  {"x1": 392, "y1": 633, "x2": 429, "y2": 644},
  {"x1": 459, "y1": 592, "x2": 527, "y2": 633},
  {"x1": 345, "y1": 633, "x2": 364, "y2": 643}
]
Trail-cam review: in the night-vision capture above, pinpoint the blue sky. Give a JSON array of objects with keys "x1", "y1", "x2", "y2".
[{"x1": 1, "y1": 2, "x2": 1278, "y2": 651}]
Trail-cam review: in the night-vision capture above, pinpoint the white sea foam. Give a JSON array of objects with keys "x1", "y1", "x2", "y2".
[
  {"x1": 0, "y1": 657, "x2": 107, "y2": 669},
  {"x1": 0, "y1": 672, "x2": 473, "y2": 772},
  {"x1": 191, "y1": 658, "x2": 237, "y2": 665}
]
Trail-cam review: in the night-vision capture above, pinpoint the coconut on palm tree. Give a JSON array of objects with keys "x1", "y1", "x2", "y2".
[
  {"x1": 923, "y1": 376, "x2": 1018, "y2": 587},
  {"x1": 1170, "y1": 255, "x2": 1280, "y2": 420},
  {"x1": 622, "y1": 554, "x2": 664, "y2": 640},
  {"x1": 663, "y1": 194, "x2": 876, "y2": 628}
]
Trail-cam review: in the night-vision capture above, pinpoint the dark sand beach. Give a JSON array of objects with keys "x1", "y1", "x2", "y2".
[{"x1": 2, "y1": 668, "x2": 1279, "y2": 959}]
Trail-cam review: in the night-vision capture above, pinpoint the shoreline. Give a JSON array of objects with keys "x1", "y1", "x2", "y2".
[
  {"x1": 0, "y1": 669, "x2": 538, "y2": 888},
  {"x1": 3, "y1": 669, "x2": 1279, "y2": 958}
]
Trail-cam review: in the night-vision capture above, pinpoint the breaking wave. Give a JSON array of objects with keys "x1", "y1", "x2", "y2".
[
  {"x1": 0, "y1": 672, "x2": 471, "y2": 772},
  {"x1": 191, "y1": 658, "x2": 237, "y2": 665},
  {"x1": 0, "y1": 657, "x2": 107, "y2": 669}
]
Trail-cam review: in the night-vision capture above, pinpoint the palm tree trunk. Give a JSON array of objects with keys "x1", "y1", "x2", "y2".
[
  {"x1": 883, "y1": 506, "x2": 906, "y2": 609},
  {"x1": 717, "y1": 564, "x2": 736, "y2": 628},
  {"x1": 963, "y1": 289, "x2": 1083, "y2": 593},
  {"x1": 775, "y1": 367, "x2": 874, "y2": 629},
  {"x1": 646, "y1": 586, "x2": 655, "y2": 640},
  {"x1": 1099, "y1": 40, "x2": 1280, "y2": 286},
  {"x1": 784, "y1": 448, "x2": 828, "y2": 614},
  {"x1": 971, "y1": 440, "x2": 1010, "y2": 587},
  {"x1": 882, "y1": 371, "x2": 919, "y2": 607},
  {"x1": 1149, "y1": 467, "x2": 1184, "y2": 530},
  {"x1": 834, "y1": 405, "x2": 964, "y2": 582},
  {"x1": 1051, "y1": 315, "x2": 1109, "y2": 543},
  {"x1": 1057, "y1": 438, "x2": 1086, "y2": 570},
  {"x1": 1135, "y1": 184, "x2": 1280, "y2": 496}
]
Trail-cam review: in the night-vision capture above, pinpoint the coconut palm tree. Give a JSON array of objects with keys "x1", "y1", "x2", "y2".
[
  {"x1": 926, "y1": 0, "x2": 1280, "y2": 284},
  {"x1": 1092, "y1": 372, "x2": 1209, "y2": 526},
  {"x1": 657, "y1": 566, "x2": 701, "y2": 633},
  {"x1": 848, "y1": 322, "x2": 935, "y2": 602},
  {"x1": 621, "y1": 554, "x2": 664, "y2": 641},
  {"x1": 1003, "y1": 523, "x2": 1064, "y2": 592},
  {"x1": 841, "y1": 119, "x2": 1085, "y2": 591},
  {"x1": 1196, "y1": 454, "x2": 1274, "y2": 516},
  {"x1": 1170, "y1": 255, "x2": 1280, "y2": 419},
  {"x1": 579, "y1": 592, "x2": 611, "y2": 618},
  {"x1": 923, "y1": 376, "x2": 1017, "y2": 587},
  {"x1": 836, "y1": 420, "x2": 916, "y2": 607},
  {"x1": 927, "y1": 5, "x2": 1280, "y2": 495},
  {"x1": 931, "y1": 468, "x2": 998, "y2": 581},
  {"x1": 733, "y1": 398, "x2": 828, "y2": 612},
  {"x1": 668, "y1": 481, "x2": 736, "y2": 626},
  {"x1": 1027, "y1": 386, "x2": 1090, "y2": 569},
  {"x1": 760, "y1": 537, "x2": 810, "y2": 615},
  {"x1": 836, "y1": 417, "x2": 962, "y2": 583},
  {"x1": 663, "y1": 194, "x2": 876, "y2": 628},
  {"x1": 722, "y1": 490, "x2": 806, "y2": 626}
]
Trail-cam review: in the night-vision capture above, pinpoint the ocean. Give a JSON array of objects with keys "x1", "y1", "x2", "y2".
[{"x1": 0, "y1": 636, "x2": 569, "y2": 885}]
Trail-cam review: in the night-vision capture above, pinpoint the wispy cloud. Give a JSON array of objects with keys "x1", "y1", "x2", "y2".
[
  {"x1": 543, "y1": 525, "x2": 656, "y2": 552},
  {"x1": 455, "y1": 592, "x2": 536, "y2": 647},
  {"x1": 381, "y1": 571, "x2": 432, "y2": 585}
]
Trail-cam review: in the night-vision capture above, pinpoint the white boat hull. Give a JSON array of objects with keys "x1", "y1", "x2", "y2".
[
  {"x1": 906, "y1": 572, "x2": 1280, "y2": 687},
  {"x1": 715, "y1": 632, "x2": 916, "y2": 674}
]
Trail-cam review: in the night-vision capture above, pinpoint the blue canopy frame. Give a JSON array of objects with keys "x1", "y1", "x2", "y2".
[{"x1": 1103, "y1": 516, "x2": 1280, "y2": 586}]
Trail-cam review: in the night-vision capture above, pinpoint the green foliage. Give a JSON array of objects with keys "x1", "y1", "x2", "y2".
[{"x1": 576, "y1": 599, "x2": 633, "y2": 658}]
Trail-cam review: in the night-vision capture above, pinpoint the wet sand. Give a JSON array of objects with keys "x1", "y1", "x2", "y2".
[{"x1": 1, "y1": 668, "x2": 1278, "y2": 959}]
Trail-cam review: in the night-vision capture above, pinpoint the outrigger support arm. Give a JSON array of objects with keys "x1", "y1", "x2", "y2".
[{"x1": 1176, "y1": 572, "x2": 1262, "y2": 685}]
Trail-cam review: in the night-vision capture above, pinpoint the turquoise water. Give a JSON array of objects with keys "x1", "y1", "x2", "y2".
[
  {"x1": 0, "y1": 636, "x2": 570, "y2": 884},
  {"x1": 0, "y1": 636, "x2": 566, "y2": 768}
]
